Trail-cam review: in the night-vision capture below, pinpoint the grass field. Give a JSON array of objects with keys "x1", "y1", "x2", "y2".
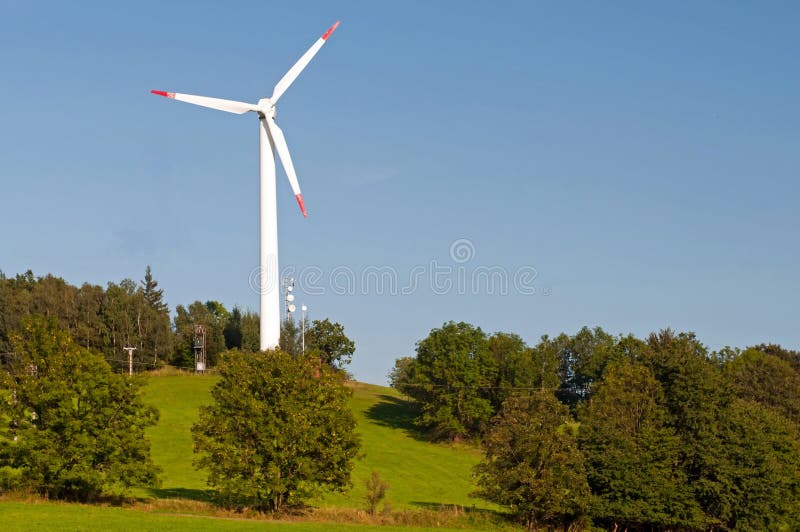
[
  {"x1": 0, "y1": 501, "x2": 472, "y2": 531},
  {"x1": 1, "y1": 372, "x2": 507, "y2": 530}
]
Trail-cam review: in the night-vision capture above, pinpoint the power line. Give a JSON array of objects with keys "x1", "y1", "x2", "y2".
[{"x1": 395, "y1": 382, "x2": 563, "y2": 392}]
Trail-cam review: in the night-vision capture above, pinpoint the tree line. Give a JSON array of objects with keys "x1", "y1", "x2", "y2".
[
  {"x1": 391, "y1": 322, "x2": 800, "y2": 531},
  {"x1": 0, "y1": 269, "x2": 353, "y2": 372}
]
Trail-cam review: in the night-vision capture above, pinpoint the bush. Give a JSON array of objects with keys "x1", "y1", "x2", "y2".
[{"x1": 364, "y1": 470, "x2": 389, "y2": 515}]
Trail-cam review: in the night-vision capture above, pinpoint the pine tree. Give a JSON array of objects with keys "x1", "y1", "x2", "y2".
[
  {"x1": 141, "y1": 265, "x2": 167, "y2": 313},
  {"x1": 139, "y1": 267, "x2": 171, "y2": 367}
]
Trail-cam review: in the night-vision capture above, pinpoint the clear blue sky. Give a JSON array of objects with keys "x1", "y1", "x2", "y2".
[{"x1": 1, "y1": 1, "x2": 798, "y2": 384}]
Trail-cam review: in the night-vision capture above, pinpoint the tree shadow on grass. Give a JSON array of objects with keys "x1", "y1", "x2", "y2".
[
  {"x1": 147, "y1": 487, "x2": 215, "y2": 503},
  {"x1": 363, "y1": 394, "x2": 430, "y2": 442}
]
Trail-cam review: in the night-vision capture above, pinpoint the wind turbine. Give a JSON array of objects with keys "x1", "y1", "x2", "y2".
[{"x1": 151, "y1": 21, "x2": 340, "y2": 351}]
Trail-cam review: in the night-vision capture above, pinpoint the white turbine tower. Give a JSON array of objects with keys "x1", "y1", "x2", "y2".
[{"x1": 151, "y1": 21, "x2": 340, "y2": 351}]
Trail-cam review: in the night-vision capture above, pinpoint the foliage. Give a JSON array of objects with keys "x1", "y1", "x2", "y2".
[
  {"x1": 141, "y1": 265, "x2": 167, "y2": 313},
  {"x1": 474, "y1": 392, "x2": 590, "y2": 530},
  {"x1": 0, "y1": 268, "x2": 172, "y2": 372},
  {"x1": 0, "y1": 317, "x2": 161, "y2": 501},
  {"x1": 305, "y1": 318, "x2": 355, "y2": 368},
  {"x1": 714, "y1": 399, "x2": 800, "y2": 530},
  {"x1": 139, "y1": 266, "x2": 172, "y2": 367},
  {"x1": 223, "y1": 306, "x2": 243, "y2": 350},
  {"x1": 725, "y1": 348, "x2": 800, "y2": 423},
  {"x1": 490, "y1": 334, "x2": 561, "y2": 401},
  {"x1": 364, "y1": 470, "x2": 389, "y2": 515},
  {"x1": 578, "y1": 361, "x2": 704, "y2": 530},
  {"x1": 223, "y1": 307, "x2": 261, "y2": 353},
  {"x1": 239, "y1": 310, "x2": 261, "y2": 352},
  {"x1": 191, "y1": 349, "x2": 360, "y2": 511},
  {"x1": 640, "y1": 329, "x2": 732, "y2": 524},
  {"x1": 554, "y1": 326, "x2": 626, "y2": 407},
  {"x1": 397, "y1": 324, "x2": 563, "y2": 441},
  {"x1": 750, "y1": 342, "x2": 800, "y2": 372},
  {"x1": 173, "y1": 301, "x2": 226, "y2": 368},
  {"x1": 0, "y1": 269, "x2": 356, "y2": 373},
  {"x1": 521, "y1": 335, "x2": 565, "y2": 392},
  {"x1": 280, "y1": 317, "x2": 302, "y2": 355},
  {"x1": 401, "y1": 322, "x2": 495, "y2": 441},
  {"x1": 387, "y1": 356, "x2": 415, "y2": 394}
]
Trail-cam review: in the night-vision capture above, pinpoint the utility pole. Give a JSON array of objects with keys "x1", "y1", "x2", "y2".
[
  {"x1": 301, "y1": 304, "x2": 308, "y2": 353},
  {"x1": 123, "y1": 346, "x2": 137, "y2": 376}
]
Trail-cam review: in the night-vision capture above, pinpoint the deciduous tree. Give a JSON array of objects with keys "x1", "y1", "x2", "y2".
[
  {"x1": 579, "y1": 361, "x2": 704, "y2": 530},
  {"x1": 173, "y1": 301, "x2": 226, "y2": 368},
  {"x1": 641, "y1": 329, "x2": 731, "y2": 523},
  {"x1": 403, "y1": 322, "x2": 495, "y2": 440},
  {"x1": 726, "y1": 348, "x2": 800, "y2": 423},
  {"x1": 192, "y1": 349, "x2": 360, "y2": 511},
  {"x1": 474, "y1": 392, "x2": 590, "y2": 530},
  {"x1": 305, "y1": 318, "x2": 355, "y2": 368},
  {"x1": 0, "y1": 317, "x2": 161, "y2": 500},
  {"x1": 716, "y1": 399, "x2": 800, "y2": 530}
]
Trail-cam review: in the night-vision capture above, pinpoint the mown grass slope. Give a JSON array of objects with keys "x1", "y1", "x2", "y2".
[
  {"x1": 141, "y1": 374, "x2": 494, "y2": 511},
  {"x1": 142, "y1": 372, "x2": 217, "y2": 499},
  {"x1": 316, "y1": 382, "x2": 492, "y2": 511}
]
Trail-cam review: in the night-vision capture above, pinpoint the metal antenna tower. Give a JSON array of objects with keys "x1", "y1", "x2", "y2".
[
  {"x1": 283, "y1": 277, "x2": 296, "y2": 319},
  {"x1": 193, "y1": 325, "x2": 206, "y2": 374}
]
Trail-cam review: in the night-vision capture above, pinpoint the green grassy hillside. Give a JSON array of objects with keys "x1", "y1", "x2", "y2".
[
  {"x1": 1, "y1": 373, "x2": 507, "y2": 530},
  {"x1": 142, "y1": 372, "x2": 217, "y2": 499},
  {"x1": 141, "y1": 373, "x2": 495, "y2": 512}
]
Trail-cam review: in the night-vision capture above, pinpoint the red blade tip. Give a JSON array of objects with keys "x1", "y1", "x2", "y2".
[
  {"x1": 321, "y1": 21, "x2": 340, "y2": 40},
  {"x1": 295, "y1": 194, "x2": 308, "y2": 217},
  {"x1": 150, "y1": 90, "x2": 175, "y2": 98}
]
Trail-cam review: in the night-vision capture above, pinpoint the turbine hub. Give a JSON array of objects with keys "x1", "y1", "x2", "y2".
[
  {"x1": 257, "y1": 102, "x2": 276, "y2": 119},
  {"x1": 257, "y1": 98, "x2": 275, "y2": 116}
]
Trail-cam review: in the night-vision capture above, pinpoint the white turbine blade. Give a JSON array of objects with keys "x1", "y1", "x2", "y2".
[
  {"x1": 266, "y1": 117, "x2": 307, "y2": 217},
  {"x1": 270, "y1": 21, "x2": 340, "y2": 104},
  {"x1": 150, "y1": 90, "x2": 258, "y2": 115}
]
